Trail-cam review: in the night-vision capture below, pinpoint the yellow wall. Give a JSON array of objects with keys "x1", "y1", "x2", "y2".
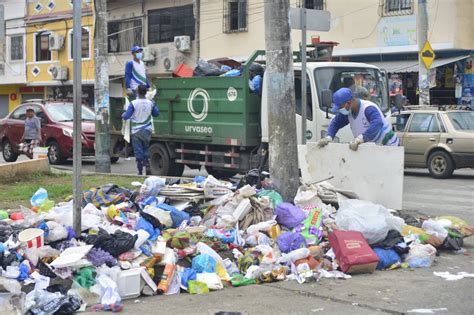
[
  {"x1": 0, "y1": 85, "x2": 21, "y2": 111},
  {"x1": 25, "y1": 1, "x2": 94, "y2": 84}
]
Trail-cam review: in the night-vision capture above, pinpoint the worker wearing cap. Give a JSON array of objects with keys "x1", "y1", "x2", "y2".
[
  {"x1": 318, "y1": 87, "x2": 399, "y2": 151},
  {"x1": 125, "y1": 46, "x2": 150, "y2": 99}
]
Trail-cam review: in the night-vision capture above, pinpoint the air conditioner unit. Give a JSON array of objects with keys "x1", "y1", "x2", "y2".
[
  {"x1": 51, "y1": 66, "x2": 68, "y2": 80},
  {"x1": 49, "y1": 33, "x2": 65, "y2": 50},
  {"x1": 174, "y1": 36, "x2": 191, "y2": 52},
  {"x1": 142, "y1": 47, "x2": 156, "y2": 62},
  {"x1": 157, "y1": 46, "x2": 186, "y2": 72}
]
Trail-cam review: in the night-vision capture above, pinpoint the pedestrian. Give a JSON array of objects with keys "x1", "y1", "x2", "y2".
[
  {"x1": 20, "y1": 108, "x2": 42, "y2": 159},
  {"x1": 318, "y1": 87, "x2": 399, "y2": 151},
  {"x1": 122, "y1": 84, "x2": 159, "y2": 175},
  {"x1": 249, "y1": 63, "x2": 264, "y2": 95},
  {"x1": 125, "y1": 46, "x2": 150, "y2": 99}
]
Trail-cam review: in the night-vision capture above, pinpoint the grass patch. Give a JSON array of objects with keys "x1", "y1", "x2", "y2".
[{"x1": 0, "y1": 173, "x2": 143, "y2": 210}]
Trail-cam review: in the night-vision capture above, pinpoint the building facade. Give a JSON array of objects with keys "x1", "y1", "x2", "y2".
[{"x1": 24, "y1": 0, "x2": 95, "y2": 106}]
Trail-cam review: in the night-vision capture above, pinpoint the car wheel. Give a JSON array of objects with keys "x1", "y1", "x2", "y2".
[
  {"x1": 48, "y1": 141, "x2": 67, "y2": 165},
  {"x1": 2, "y1": 139, "x2": 18, "y2": 162},
  {"x1": 428, "y1": 151, "x2": 454, "y2": 179}
]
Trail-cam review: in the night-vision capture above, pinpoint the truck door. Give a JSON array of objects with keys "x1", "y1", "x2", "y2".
[{"x1": 294, "y1": 71, "x2": 315, "y2": 143}]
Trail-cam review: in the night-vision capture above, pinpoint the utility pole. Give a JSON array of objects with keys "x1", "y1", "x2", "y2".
[
  {"x1": 94, "y1": 0, "x2": 111, "y2": 173},
  {"x1": 300, "y1": 8, "x2": 307, "y2": 144},
  {"x1": 417, "y1": 0, "x2": 430, "y2": 105},
  {"x1": 72, "y1": 0, "x2": 82, "y2": 235},
  {"x1": 264, "y1": 0, "x2": 299, "y2": 201}
]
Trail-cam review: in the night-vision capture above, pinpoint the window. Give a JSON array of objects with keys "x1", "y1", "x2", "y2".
[
  {"x1": 69, "y1": 27, "x2": 90, "y2": 59},
  {"x1": 108, "y1": 18, "x2": 143, "y2": 53},
  {"x1": 223, "y1": 0, "x2": 247, "y2": 33},
  {"x1": 448, "y1": 112, "x2": 474, "y2": 131},
  {"x1": 408, "y1": 114, "x2": 440, "y2": 133},
  {"x1": 383, "y1": 0, "x2": 413, "y2": 16},
  {"x1": 148, "y1": 5, "x2": 195, "y2": 44},
  {"x1": 302, "y1": 0, "x2": 325, "y2": 10},
  {"x1": 35, "y1": 32, "x2": 51, "y2": 62},
  {"x1": 394, "y1": 113, "x2": 410, "y2": 132},
  {"x1": 11, "y1": 106, "x2": 28, "y2": 120},
  {"x1": 10, "y1": 35, "x2": 24, "y2": 61},
  {"x1": 295, "y1": 72, "x2": 313, "y2": 121}
]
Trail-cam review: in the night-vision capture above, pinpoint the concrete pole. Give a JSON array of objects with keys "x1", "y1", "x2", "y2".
[
  {"x1": 94, "y1": 0, "x2": 111, "y2": 172},
  {"x1": 300, "y1": 7, "x2": 307, "y2": 144},
  {"x1": 417, "y1": 0, "x2": 430, "y2": 105},
  {"x1": 264, "y1": 0, "x2": 300, "y2": 201},
  {"x1": 72, "y1": 0, "x2": 82, "y2": 235}
]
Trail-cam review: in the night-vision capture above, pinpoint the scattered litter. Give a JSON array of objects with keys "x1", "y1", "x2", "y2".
[
  {"x1": 406, "y1": 308, "x2": 448, "y2": 313},
  {"x1": 433, "y1": 271, "x2": 474, "y2": 281}
]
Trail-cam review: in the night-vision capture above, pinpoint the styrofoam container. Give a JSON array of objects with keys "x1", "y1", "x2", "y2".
[{"x1": 117, "y1": 268, "x2": 144, "y2": 299}]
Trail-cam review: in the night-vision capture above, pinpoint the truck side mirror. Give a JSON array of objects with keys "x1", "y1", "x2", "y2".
[
  {"x1": 321, "y1": 89, "x2": 332, "y2": 119},
  {"x1": 394, "y1": 94, "x2": 403, "y2": 109}
]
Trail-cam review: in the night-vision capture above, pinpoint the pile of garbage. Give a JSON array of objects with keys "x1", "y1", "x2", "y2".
[{"x1": 0, "y1": 173, "x2": 473, "y2": 314}]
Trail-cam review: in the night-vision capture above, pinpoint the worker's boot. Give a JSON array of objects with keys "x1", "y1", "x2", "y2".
[
  {"x1": 143, "y1": 159, "x2": 151, "y2": 176},
  {"x1": 136, "y1": 159, "x2": 143, "y2": 176}
]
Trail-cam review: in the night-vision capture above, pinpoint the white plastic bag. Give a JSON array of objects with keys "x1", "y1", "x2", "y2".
[
  {"x1": 422, "y1": 219, "x2": 448, "y2": 242},
  {"x1": 196, "y1": 273, "x2": 223, "y2": 290},
  {"x1": 140, "y1": 177, "x2": 166, "y2": 196},
  {"x1": 405, "y1": 244, "x2": 437, "y2": 268},
  {"x1": 294, "y1": 185, "x2": 321, "y2": 208},
  {"x1": 335, "y1": 199, "x2": 404, "y2": 244},
  {"x1": 246, "y1": 219, "x2": 277, "y2": 235},
  {"x1": 203, "y1": 175, "x2": 232, "y2": 199}
]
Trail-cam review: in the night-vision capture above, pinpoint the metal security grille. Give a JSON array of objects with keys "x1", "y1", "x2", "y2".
[
  {"x1": 300, "y1": 0, "x2": 325, "y2": 10},
  {"x1": 108, "y1": 18, "x2": 143, "y2": 52},
  {"x1": 381, "y1": 0, "x2": 414, "y2": 16},
  {"x1": 223, "y1": 0, "x2": 248, "y2": 33}
]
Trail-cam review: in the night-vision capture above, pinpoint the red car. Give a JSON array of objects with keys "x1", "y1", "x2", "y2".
[{"x1": 0, "y1": 100, "x2": 96, "y2": 164}]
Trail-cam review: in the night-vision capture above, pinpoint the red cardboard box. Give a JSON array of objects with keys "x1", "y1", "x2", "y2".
[{"x1": 328, "y1": 230, "x2": 379, "y2": 274}]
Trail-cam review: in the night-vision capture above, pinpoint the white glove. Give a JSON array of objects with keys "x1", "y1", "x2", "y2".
[
  {"x1": 317, "y1": 136, "x2": 333, "y2": 148},
  {"x1": 349, "y1": 135, "x2": 364, "y2": 151}
]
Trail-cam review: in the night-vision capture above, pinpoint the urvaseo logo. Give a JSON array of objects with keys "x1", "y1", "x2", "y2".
[{"x1": 187, "y1": 88, "x2": 209, "y2": 122}]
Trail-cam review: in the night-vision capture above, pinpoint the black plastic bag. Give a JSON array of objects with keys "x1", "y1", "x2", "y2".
[
  {"x1": 440, "y1": 236, "x2": 464, "y2": 251},
  {"x1": 85, "y1": 228, "x2": 137, "y2": 258}
]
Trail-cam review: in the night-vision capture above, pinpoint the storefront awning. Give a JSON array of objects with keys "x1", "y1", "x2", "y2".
[{"x1": 369, "y1": 55, "x2": 470, "y2": 73}]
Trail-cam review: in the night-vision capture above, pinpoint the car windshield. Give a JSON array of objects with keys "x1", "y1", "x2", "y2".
[
  {"x1": 314, "y1": 67, "x2": 389, "y2": 113},
  {"x1": 447, "y1": 112, "x2": 474, "y2": 131},
  {"x1": 45, "y1": 103, "x2": 95, "y2": 122}
]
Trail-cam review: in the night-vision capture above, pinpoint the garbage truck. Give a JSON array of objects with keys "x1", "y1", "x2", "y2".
[{"x1": 109, "y1": 50, "x2": 389, "y2": 177}]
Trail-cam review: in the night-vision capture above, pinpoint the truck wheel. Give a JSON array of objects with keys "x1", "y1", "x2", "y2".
[
  {"x1": 48, "y1": 141, "x2": 67, "y2": 165},
  {"x1": 149, "y1": 143, "x2": 176, "y2": 176},
  {"x1": 2, "y1": 139, "x2": 18, "y2": 162},
  {"x1": 206, "y1": 167, "x2": 237, "y2": 179},
  {"x1": 428, "y1": 151, "x2": 454, "y2": 179}
]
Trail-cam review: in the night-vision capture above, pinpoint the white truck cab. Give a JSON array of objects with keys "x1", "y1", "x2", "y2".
[{"x1": 261, "y1": 62, "x2": 389, "y2": 144}]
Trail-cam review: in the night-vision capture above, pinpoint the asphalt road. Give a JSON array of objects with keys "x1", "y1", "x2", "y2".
[{"x1": 2, "y1": 155, "x2": 474, "y2": 314}]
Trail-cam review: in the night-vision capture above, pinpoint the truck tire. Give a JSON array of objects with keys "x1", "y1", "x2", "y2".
[
  {"x1": 149, "y1": 143, "x2": 181, "y2": 176},
  {"x1": 2, "y1": 139, "x2": 18, "y2": 162},
  {"x1": 428, "y1": 150, "x2": 454, "y2": 179}
]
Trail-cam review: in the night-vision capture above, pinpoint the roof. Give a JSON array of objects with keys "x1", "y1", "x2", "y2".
[
  {"x1": 295, "y1": 61, "x2": 380, "y2": 70},
  {"x1": 368, "y1": 55, "x2": 470, "y2": 73}
]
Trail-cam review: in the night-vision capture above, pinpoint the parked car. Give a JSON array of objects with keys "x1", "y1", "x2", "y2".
[
  {"x1": 0, "y1": 100, "x2": 96, "y2": 164},
  {"x1": 393, "y1": 107, "x2": 474, "y2": 178}
]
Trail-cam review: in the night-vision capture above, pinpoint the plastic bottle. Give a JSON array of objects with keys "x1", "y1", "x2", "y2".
[{"x1": 278, "y1": 248, "x2": 311, "y2": 264}]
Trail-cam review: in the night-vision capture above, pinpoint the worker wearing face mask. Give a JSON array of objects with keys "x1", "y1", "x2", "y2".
[
  {"x1": 125, "y1": 46, "x2": 150, "y2": 99},
  {"x1": 318, "y1": 87, "x2": 399, "y2": 151}
]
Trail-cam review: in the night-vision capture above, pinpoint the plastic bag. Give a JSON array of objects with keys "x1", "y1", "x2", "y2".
[
  {"x1": 206, "y1": 229, "x2": 235, "y2": 244},
  {"x1": 294, "y1": 185, "x2": 322, "y2": 209},
  {"x1": 193, "y1": 59, "x2": 222, "y2": 77},
  {"x1": 278, "y1": 248, "x2": 311, "y2": 264},
  {"x1": 157, "y1": 203, "x2": 190, "y2": 228},
  {"x1": 140, "y1": 177, "x2": 166, "y2": 196},
  {"x1": 373, "y1": 248, "x2": 401, "y2": 270},
  {"x1": 277, "y1": 232, "x2": 306, "y2": 253},
  {"x1": 246, "y1": 220, "x2": 277, "y2": 235},
  {"x1": 180, "y1": 268, "x2": 197, "y2": 291},
  {"x1": 135, "y1": 217, "x2": 161, "y2": 242},
  {"x1": 335, "y1": 199, "x2": 405, "y2": 244},
  {"x1": 45, "y1": 221, "x2": 68, "y2": 242},
  {"x1": 196, "y1": 273, "x2": 223, "y2": 290},
  {"x1": 31, "y1": 188, "x2": 48, "y2": 207},
  {"x1": 405, "y1": 244, "x2": 437, "y2": 268},
  {"x1": 296, "y1": 207, "x2": 323, "y2": 245},
  {"x1": 203, "y1": 175, "x2": 232, "y2": 199},
  {"x1": 188, "y1": 280, "x2": 210, "y2": 294},
  {"x1": 192, "y1": 254, "x2": 216, "y2": 273},
  {"x1": 422, "y1": 219, "x2": 448, "y2": 242},
  {"x1": 257, "y1": 190, "x2": 283, "y2": 209},
  {"x1": 435, "y1": 216, "x2": 474, "y2": 238},
  {"x1": 275, "y1": 203, "x2": 306, "y2": 229},
  {"x1": 143, "y1": 206, "x2": 173, "y2": 228},
  {"x1": 230, "y1": 274, "x2": 256, "y2": 287}
]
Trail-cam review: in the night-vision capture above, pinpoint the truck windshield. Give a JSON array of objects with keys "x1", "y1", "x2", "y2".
[
  {"x1": 45, "y1": 103, "x2": 95, "y2": 122},
  {"x1": 314, "y1": 67, "x2": 388, "y2": 113}
]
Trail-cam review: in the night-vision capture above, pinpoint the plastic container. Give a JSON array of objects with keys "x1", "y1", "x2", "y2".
[
  {"x1": 33, "y1": 147, "x2": 48, "y2": 159},
  {"x1": 117, "y1": 268, "x2": 144, "y2": 299},
  {"x1": 18, "y1": 228, "x2": 44, "y2": 249},
  {"x1": 173, "y1": 63, "x2": 194, "y2": 78},
  {"x1": 233, "y1": 198, "x2": 252, "y2": 221}
]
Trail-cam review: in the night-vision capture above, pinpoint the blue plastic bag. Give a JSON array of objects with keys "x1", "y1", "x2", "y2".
[
  {"x1": 277, "y1": 232, "x2": 307, "y2": 253},
  {"x1": 180, "y1": 267, "x2": 197, "y2": 290},
  {"x1": 206, "y1": 229, "x2": 235, "y2": 244},
  {"x1": 222, "y1": 69, "x2": 241, "y2": 77},
  {"x1": 373, "y1": 247, "x2": 401, "y2": 270},
  {"x1": 31, "y1": 188, "x2": 48, "y2": 207},
  {"x1": 157, "y1": 203, "x2": 190, "y2": 228},
  {"x1": 135, "y1": 217, "x2": 160, "y2": 241},
  {"x1": 192, "y1": 254, "x2": 216, "y2": 273}
]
